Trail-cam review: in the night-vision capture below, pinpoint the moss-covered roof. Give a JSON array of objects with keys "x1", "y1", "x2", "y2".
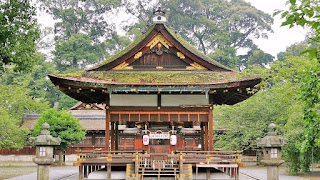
[
  {"x1": 54, "y1": 70, "x2": 258, "y2": 85},
  {"x1": 88, "y1": 24, "x2": 156, "y2": 70},
  {"x1": 89, "y1": 23, "x2": 232, "y2": 71},
  {"x1": 164, "y1": 25, "x2": 232, "y2": 71}
]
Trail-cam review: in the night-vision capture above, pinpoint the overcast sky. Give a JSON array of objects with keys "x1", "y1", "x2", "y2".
[
  {"x1": 37, "y1": 0, "x2": 309, "y2": 59},
  {"x1": 244, "y1": 0, "x2": 308, "y2": 58}
]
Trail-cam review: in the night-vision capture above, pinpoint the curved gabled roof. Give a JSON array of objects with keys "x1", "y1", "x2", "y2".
[
  {"x1": 49, "y1": 23, "x2": 261, "y2": 105},
  {"x1": 88, "y1": 23, "x2": 232, "y2": 71}
]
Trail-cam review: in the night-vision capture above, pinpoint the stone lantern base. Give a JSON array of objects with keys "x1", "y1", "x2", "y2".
[
  {"x1": 261, "y1": 159, "x2": 285, "y2": 180},
  {"x1": 37, "y1": 165, "x2": 50, "y2": 180}
]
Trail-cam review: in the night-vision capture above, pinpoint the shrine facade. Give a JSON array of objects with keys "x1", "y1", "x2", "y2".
[{"x1": 49, "y1": 10, "x2": 260, "y2": 180}]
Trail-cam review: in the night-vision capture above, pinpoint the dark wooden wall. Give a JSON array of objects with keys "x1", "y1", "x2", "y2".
[{"x1": 130, "y1": 49, "x2": 189, "y2": 70}]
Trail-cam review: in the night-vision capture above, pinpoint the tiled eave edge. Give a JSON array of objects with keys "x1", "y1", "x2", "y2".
[{"x1": 48, "y1": 74, "x2": 261, "y2": 89}]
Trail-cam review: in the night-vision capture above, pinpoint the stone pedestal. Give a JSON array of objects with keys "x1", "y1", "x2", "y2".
[
  {"x1": 37, "y1": 165, "x2": 50, "y2": 180},
  {"x1": 261, "y1": 159, "x2": 284, "y2": 180},
  {"x1": 267, "y1": 166, "x2": 279, "y2": 180}
]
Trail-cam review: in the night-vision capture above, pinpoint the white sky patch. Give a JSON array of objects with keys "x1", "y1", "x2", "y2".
[{"x1": 244, "y1": 0, "x2": 309, "y2": 58}]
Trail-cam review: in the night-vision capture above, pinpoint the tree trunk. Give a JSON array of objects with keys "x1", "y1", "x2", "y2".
[
  {"x1": 55, "y1": 148, "x2": 65, "y2": 166},
  {"x1": 199, "y1": 37, "x2": 207, "y2": 55},
  {"x1": 72, "y1": 57, "x2": 77, "y2": 69},
  {"x1": 194, "y1": 32, "x2": 207, "y2": 55}
]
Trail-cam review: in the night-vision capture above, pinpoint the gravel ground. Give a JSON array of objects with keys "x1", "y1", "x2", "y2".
[
  {"x1": 0, "y1": 162, "x2": 37, "y2": 179},
  {"x1": 1, "y1": 161, "x2": 320, "y2": 180}
]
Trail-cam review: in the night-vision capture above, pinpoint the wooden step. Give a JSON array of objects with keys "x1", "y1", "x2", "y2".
[
  {"x1": 139, "y1": 170, "x2": 179, "y2": 173},
  {"x1": 140, "y1": 174, "x2": 177, "y2": 176}
]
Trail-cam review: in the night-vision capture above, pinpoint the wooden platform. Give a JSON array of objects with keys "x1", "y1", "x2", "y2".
[{"x1": 75, "y1": 150, "x2": 241, "y2": 180}]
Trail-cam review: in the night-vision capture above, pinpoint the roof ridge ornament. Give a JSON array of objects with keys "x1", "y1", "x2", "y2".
[{"x1": 153, "y1": 7, "x2": 166, "y2": 24}]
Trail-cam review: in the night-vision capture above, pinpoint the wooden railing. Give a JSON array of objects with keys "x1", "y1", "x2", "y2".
[
  {"x1": 75, "y1": 150, "x2": 143, "y2": 165},
  {"x1": 75, "y1": 150, "x2": 242, "y2": 165},
  {"x1": 177, "y1": 150, "x2": 242, "y2": 164}
]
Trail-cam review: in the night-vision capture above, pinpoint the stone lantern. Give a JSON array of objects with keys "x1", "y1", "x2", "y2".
[
  {"x1": 256, "y1": 123, "x2": 288, "y2": 180},
  {"x1": 29, "y1": 122, "x2": 61, "y2": 180}
]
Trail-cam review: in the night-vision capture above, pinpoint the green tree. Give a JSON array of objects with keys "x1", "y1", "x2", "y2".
[
  {"x1": 164, "y1": 0, "x2": 273, "y2": 68},
  {"x1": 32, "y1": 109, "x2": 86, "y2": 149},
  {"x1": 104, "y1": 34, "x2": 131, "y2": 55},
  {"x1": 54, "y1": 33, "x2": 106, "y2": 70},
  {"x1": 276, "y1": 0, "x2": 320, "y2": 159},
  {"x1": 0, "y1": 84, "x2": 49, "y2": 121},
  {"x1": 214, "y1": 55, "x2": 318, "y2": 174},
  {"x1": 0, "y1": 0, "x2": 40, "y2": 73},
  {"x1": 214, "y1": 83, "x2": 296, "y2": 151},
  {"x1": 38, "y1": 0, "x2": 121, "y2": 41},
  {"x1": 125, "y1": 0, "x2": 273, "y2": 69},
  {"x1": 38, "y1": 0, "x2": 123, "y2": 71},
  {"x1": 33, "y1": 108, "x2": 85, "y2": 165},
  {"x1": 277, "y1": 42, "x2": 308, "y2": 61},
  {"x1": 240, "y1": 49, "x2": 274, "y2": 68},
  {"x1": 0, "y1": 78, "x2": 49, "y2": 150},
  {"x1": 0, "y1": 53, "x2": 77, "y2": 110},
  {"x1": 0, "y1": 109, "x2": 30, "y2": 150}
]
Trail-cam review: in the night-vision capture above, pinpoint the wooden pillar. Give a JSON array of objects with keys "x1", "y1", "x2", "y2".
[
  {"x1": 208, "y1": 107, "x2": 213, "y2": 151},
  {"x1": 79, "y1": 164, "x2": 83, "y2": 180},
  {"x1": 115, "y1": 122, "x2": 119, "y2": 150},
  {"x1": 157, "y1": 94, "x2": 161, "y2": 109},
  {"x1": 111, "y1": 122, "x2": 115, "y2": 151},
  {"x1": 200, "y1": 122, "x2": 205, "y2": 151},
  {"x1": 92, "y1": 133, "x2": 95, "y2": 146},
  {"x1": 196, "y1": 166, "x2": 198, "y2": 180},
  {"x1": 107, "y1": 163, "x2": 111, "y2": 180},
  {"x1": 105, "y1": 95, "x2": 110, "y2": 151},
  {"x1": 135, "y1": 153, "x2": 139, "y2": 177},
  {"x1": 206, "y1": 168, "x2": 210, "y2": 179},
  {"x1": 179, "y1": 152, "x2": 184, "y2": 176},
  {"x1": 88, "y1": 165, "x2": 92, "y2": 174},
  {"x1": 204, "y1": 123, "x2": 208, "y2": 151},
  {"x1": 84, "y1": 166, "x2": 88, "y2": 178}
]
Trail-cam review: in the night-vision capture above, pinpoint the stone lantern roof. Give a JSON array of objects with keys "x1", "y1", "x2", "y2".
[
  {"x1": 256, "y1": 123, "x2": 288, "y2": 148},
  {"x1": 29, "y1": 122, "x2": 61, "y2": 146}
]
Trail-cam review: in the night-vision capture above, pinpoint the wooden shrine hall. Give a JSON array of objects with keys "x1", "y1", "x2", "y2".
[{"x1": 49, "y1": 9, "x2": 260, "y2": 180}]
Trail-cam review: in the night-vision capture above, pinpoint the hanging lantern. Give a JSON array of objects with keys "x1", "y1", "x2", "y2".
[
  {"x1": 170, "y1": 135, "x2": 177, "y2": 145},
  {"x1": 143, "y1": 135, "x2": 149, "y2": 145}
]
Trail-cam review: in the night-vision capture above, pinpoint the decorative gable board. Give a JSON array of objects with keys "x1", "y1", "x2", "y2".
[
  {"x1": 111, "y1": 33, "x2": 207, "y2": 71},
  {"x1": 90, "y1": 24, "x2": 229, "y2": 72}
]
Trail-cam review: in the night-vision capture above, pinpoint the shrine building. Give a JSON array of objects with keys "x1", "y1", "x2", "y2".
[{"x1": 49, "y1": 10, "x2": 260, "y2": 180}]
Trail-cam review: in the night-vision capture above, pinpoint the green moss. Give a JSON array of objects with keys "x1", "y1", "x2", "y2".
[
  {"x1": 80, "y1": 71, "x2": 256, "y2": 84},
  {"x1": 89, "y1": 24, "x2": 156, "y2": 70},
  {"x1": 56, "y1": 71, "x2": 84, "y2": 77}
]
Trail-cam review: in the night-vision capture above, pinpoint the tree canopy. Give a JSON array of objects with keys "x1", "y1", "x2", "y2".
[
  {"x1": 0, "y1": 81, "x2": 49, "y2": 150},
  {"x1": 0, "y1": 54, "x2": 77, "y2": 110},
  {"x1": 0, "y1": 109, "x2": 30, "y2": 150},
  {"x1": 276, "y1": 0, "x2": 320, "y2": 160},
  {"x1": 37, "y1": 0, "x2": 124, "y2": 72},
  {"x1": 0, "y1": 0, "x2": 40, "y2": 73},
  {"x1": 165, "y1": 0, "x2": 273, "y2": 68},
  {"x1": 122, "y1": 0, "x2": 274, "y2": 69},
  {"x1": 33, "y1": 109, "x2": 86, "y2": 149}
]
